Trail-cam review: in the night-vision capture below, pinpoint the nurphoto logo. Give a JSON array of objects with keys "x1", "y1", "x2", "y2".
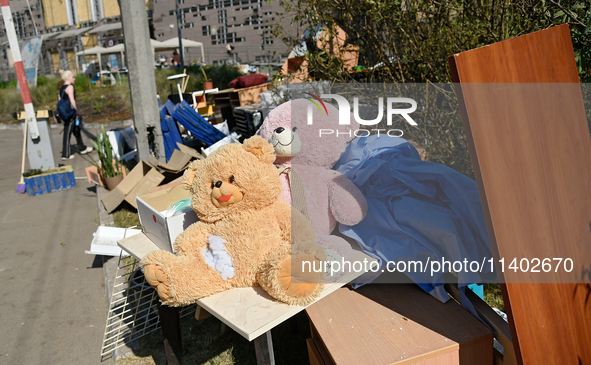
[{"x1": 305, "y1": 93, "x2": 418, "y2": 138}]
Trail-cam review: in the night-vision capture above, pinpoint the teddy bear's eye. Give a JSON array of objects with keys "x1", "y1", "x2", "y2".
[
  {"x1": 211, "y1": 182, "x2": 215, "y2": 189},
  {"x1": 292, "y1": 127, "x2": 298, "y2": 132},
  {"x1": 229, "y1": 175, "x2": 235, "y2": 183}
]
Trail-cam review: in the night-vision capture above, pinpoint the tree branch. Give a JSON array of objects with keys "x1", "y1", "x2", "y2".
[{"x1": 550, "y1": 0, "x2": 586, "y2": 27}]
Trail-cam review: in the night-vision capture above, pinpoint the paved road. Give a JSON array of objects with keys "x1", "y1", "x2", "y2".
[{"x1": 0, "y1": 122, "x2": 129, "y2": 364}]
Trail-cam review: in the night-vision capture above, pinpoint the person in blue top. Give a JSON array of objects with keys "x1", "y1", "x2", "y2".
[{"x1": 58, "y1": 70, "x2": 92, "y2": 160}]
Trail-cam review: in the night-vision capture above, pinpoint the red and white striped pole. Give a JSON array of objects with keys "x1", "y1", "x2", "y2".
[{"x1": 1, "y1": 0, "x2": 39, "y2": 139}]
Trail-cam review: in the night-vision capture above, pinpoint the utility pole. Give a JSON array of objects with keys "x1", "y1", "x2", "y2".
[
  {"x1": 175, "y1": 0, "x2": 184, "y2": 68},
  {"x1": 119, "y1": 0, "x2": 165, "y2": 162}
]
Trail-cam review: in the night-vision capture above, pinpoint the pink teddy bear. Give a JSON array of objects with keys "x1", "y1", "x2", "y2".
[{"x1": 257, "y1": 99, "x2": 368, "y2": 281}]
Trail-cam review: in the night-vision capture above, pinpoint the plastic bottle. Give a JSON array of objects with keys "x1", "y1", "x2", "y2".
[{"x1": 75, "y1": 117, "x2": 80, "y2": 126}]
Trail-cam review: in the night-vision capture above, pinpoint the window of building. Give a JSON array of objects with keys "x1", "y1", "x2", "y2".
[
  {"x1": 202, "y1": 25, "x2": 211, "y2": 36},
  {"x1": 218, "y1": 10, "x2": 226, "y2": 24}
]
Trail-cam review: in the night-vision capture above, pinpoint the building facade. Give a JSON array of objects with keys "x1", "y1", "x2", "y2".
[
  {"x1": 151, "y1": 0, "x2": 290, "y2": 66},
  {"x1": 0, "y1": 0, "x2": 292, "y2": 81}
]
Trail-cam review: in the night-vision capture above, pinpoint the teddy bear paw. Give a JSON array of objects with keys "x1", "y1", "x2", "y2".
[
  {"x1": 143, "y1": 264, "x2": 171, "y2": 301},
  {"x1": 275, "y1": 252, "x2": 325, "y2": 305}
]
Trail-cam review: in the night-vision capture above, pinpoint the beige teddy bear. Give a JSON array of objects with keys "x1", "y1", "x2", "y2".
[{"x1": 141, "y1": 136, "x2": 326, "y2": 306}]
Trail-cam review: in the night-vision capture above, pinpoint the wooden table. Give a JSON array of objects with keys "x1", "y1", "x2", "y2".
[
  {"x1": 119, "y1": 232, "x2": 375, "y2": 364},
  {"x1": 306, "y1": 284, "x2": 494, "y2": 365}
]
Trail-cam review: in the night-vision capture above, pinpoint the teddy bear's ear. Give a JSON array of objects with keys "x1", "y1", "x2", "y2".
[
  {"x1": 183, "y1": 160, "x2": 202, "y2": 190},
  {"x1": 242, "y1": 135, "x2": 276, "y2": 164}
]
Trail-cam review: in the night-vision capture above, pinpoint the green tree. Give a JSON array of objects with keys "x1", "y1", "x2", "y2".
[{"x1": 273, "y1": 0, "x2": 590, "y2": 177}]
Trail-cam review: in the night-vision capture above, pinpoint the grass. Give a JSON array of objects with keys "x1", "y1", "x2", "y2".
[{"x1": 113, "y1": 208, "x2": 141, "y2": 229}]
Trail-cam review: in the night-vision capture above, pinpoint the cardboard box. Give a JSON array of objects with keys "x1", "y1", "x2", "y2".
[
  {"x1": 136, "y1": 184, "x2": 199, "y2": 252},
  {"x1": 177, "y1": 142, "x2": 204, "y2": 159},
  {"x1": 101, "y1": 160, "x2": 165, "y2": 213},
  {"x1": 148, "y1": 144, "x2": 203, "y2": 174},
  {"x1": 150, "y1": 176, "x2": 184, "y2": 193}
]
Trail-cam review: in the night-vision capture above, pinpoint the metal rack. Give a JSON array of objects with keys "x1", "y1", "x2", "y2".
[{"x1": 100, "y1": 254, "x2": 196, "y2": 361}]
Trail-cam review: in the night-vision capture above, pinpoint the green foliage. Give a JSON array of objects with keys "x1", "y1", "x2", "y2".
[
  {"x1": 483, "y1": 283, "x2": 505, "y2": 312},
  {"x1": 552, "y1": 0, "x2": 591, "y2": 81},
  {"x1": 92, "y1": 101, "x2": 103, "y2": 114},
  {"x1": 107, "y1": 99, "x2": 117, "y2": 108},
  {"x1": 0, "y1": 88, "x2": 26, "y2": 117},
  {"x1": 1, "y1": 79, "x2": 18, "y2": 89},
  {"x1": 36, "y1": 75, "x2": 48, "y2": 86},
  {"x1": 74, "y1": 74, "x2": 90, "y2": 93},
  {"x1": 0, "y1": 79, "x2": 14, "y2": 89},
  {"x1": 274, "y1": 0, "x2": 591, "y2": 177},
  {"x1": 81, "y1": 94, "x2": 92, "y2": 105},
  {"x1": 30, "y1": 76, "x2": 59, "y2": 109},
  {"x1": 205, "y1": 65, "x2": 243, "y2": 90},
  {"x1": 154, "y1": 68, "x2": 179, "y2": 101},
  {"x1": 83, "y1": 124, "x2": 122, "y2": 178}
]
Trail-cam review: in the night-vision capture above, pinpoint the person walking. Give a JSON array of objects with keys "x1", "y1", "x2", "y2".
[{"x1": 59, "y1": 70, "x2": 92, "y2": 160}]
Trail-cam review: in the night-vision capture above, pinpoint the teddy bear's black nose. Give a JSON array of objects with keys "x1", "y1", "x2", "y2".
[
  {"x1": 215, "y1": 181, "x2": 223, "y2": 188},
  {"x1": 274, "y1": 127, "x2": 285, "y2": 134}
]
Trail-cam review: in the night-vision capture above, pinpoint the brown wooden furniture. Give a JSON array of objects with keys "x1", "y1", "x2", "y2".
[
  {"x1": 449, "y1": 24, "x2": 591, "y2": 364},
  {"x1": 306, "y1": 284, "x2": 493, "y2": 365},
  {"x1": 211, "y1": 83, "x2": 273, "y2": 126},
  {"x1": 212, "y1": 82, "x2": 273, "y2": 107}
]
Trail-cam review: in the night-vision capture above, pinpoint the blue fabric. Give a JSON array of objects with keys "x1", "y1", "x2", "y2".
[{"x1": 334, "y1": 136, "x2": 496, "y2": 300}]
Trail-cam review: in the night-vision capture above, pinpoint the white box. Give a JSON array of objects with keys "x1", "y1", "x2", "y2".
[
  {"x1": 136, "y1": 192, "x2": 199, "y2": 253},
  {"x1": 86, "y1": 226, "x2": 142, "y2": 256}
]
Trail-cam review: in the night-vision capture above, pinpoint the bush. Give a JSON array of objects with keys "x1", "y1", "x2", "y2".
[
  {"x1": 1, "y1": 79, "x2": 18, "y2": 89},
  {"x1": 0, "y1": 88, "x2": 25, "y2": 117},
  {"x1": 92, "y1": 101, "x2": 103, "y2": 114},
  {"x1": 29, "y1": 79, "x2": 59, "y2": 110},
  {"x1": 36, "y1": 76, "x2": 47, "y2": 87},
  {"x1": 204, "y1": 65, "x2": 243, "y2": 90},
  {"x1": 74, "y1": 74, "x2": 90, "y2": 93}
]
